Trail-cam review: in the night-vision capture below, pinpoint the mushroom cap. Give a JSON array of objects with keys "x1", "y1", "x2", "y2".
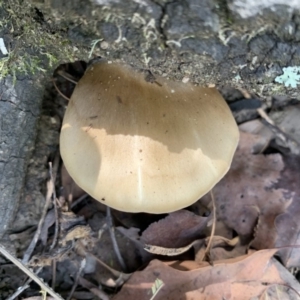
[{"x1": 60, "y1": 60, "x2": 239, "y2": 213}]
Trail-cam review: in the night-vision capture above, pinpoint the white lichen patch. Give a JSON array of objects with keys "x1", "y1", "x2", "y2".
[
  {"x1": 0, "y1": 38, "x2": 8, "y2": 55},
  {"x1": 230, "y1": 0, "x2": 300, "y2": 19},
  {"x1": 275, "y1": 66, "x2": 300, "y2": 88}
]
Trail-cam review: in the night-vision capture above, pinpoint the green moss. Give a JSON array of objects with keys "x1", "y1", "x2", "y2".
[{"x1": 0, "y1": 0, "x2": 86, "y2": 82}]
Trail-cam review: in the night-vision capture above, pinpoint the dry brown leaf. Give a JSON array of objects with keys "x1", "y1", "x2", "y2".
[
  {"x1": 29, "y1": 243, "x2": 73, "y2": 267},
  {"x1": 60, "y1": 225, "x2": 93, "y2": 246},
  {"x1": 273, "y1": 155, "x2": 300, "y2": 268},
  {"x1": 141, "y1": 210, "x2": 209, "y2": 248},
  {"x1": 239, "y1": 119, "x2": 274, "y2": 153},
  {"x1": 198, "y1": 128, "x2": 300, "y2": 268},
  {"x1": 270, "y1": 103, "x2": 300, "y2": 155},
  {"x1": 144, "y1": 240, "x2": 203, "y2": 256},
  {"x1": 194, "y1": 236, "x2": 248, "y2": 262},
  {"x1": 113, "y1": 249, "x2": 300, "y2": 300},
  {"x1": 59, "y1": 211, "x2": 86, "y2": 232},
  {"x1": 201, "y1": 131, "x2": 292, "y2": 250},
  {"x1": 167, "y1": 260, "x2": 209, "y2": 271},
  {"x1": 117, "y1": 211, "x2": 208, "y2": 262}
]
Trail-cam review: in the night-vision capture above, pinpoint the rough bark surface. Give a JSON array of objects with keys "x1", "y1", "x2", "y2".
[
  {"x1": 0, "y1": 77, "x2": 43, "y2": 237},
  {"x1": 1, "y1": 0, "x2": 300, "y2": 238},
  {"x1": 32, "y1": 0, "x2": 300, "y2": 98},
  {"x1": 0, "y1": 0, "x2": 83, "y2": 238}
]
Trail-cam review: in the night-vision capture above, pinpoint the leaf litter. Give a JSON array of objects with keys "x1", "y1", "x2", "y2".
[
  {"x1": 112, "y1": 249, "x2": 300, "y2": 300},
  {"x1": 2, "y1": 89, "x2": 300, "y2": 299},
  {"x1": 112, "y1": 114, "x2": 300, "y2": 299}
]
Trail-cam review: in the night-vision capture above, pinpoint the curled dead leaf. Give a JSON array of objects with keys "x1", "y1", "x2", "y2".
[{"x1": 113, "y1": 249, "x2": 300, "y2": 300}]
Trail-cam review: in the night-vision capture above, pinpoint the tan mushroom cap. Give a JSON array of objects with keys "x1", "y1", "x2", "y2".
[{"x1": 60, "y1": 60, "x2": 239, "y2": 213}]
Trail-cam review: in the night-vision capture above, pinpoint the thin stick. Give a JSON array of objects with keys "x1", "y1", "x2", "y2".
[
  {"x1": 48, "y1": 156, "x2": 61, "y2": 291},
  {"x1": 51, "y1": 260, "x2": 57, "y2": 290},
  {"x1": 52, "y1": 78, "x2": 70, "y2": 101},
  {"x1": 0, "y1": 245, "x2": 64, "y2": 300},
  {"x1": 78, "y1": 276, "x2": 109, "y2": 300},
  {"x1": 22, "y1": 159, "x2": 60, "y2": 264},
  {"x1": 76, "y1": 241, "x2": 129, "y2": 279},
  {"x1": 6, "y1": 267, "x2": 43, "y2": 300},
  {"x1": 66, "y1": 258, "x2": 86, "y2": 300},
  {"x1": 202, "y1": 190, "x2": 217, "y2": 262},
  {"x1": 106, "y1": 207, "x2": 127, "y2": 272},
  {"x1": 257, "y1": 108, "x2": 275, "y2": 125},
  {"x1": 49, "y1": 158, "x2": 60, "y2": 251},
  {"x1": 6, "y1": 284, "x2": 30, "y2": 300},
  {"x1": 20, "y1": 297, "x2": 56, "y2": 300},
  {"x1": 57, "y1": 70, "x2": 78, "y2": 85},
  {"x1": 22, "y1": 179, "x2": 54, "y2": 264},
  {"x1": 237, "y1": 87, "x2": 252, "y2": 99},
  {"x1": 70, "y1": 193, "x2": 89, "y2": 209},
  {"x1": 257, "y1": 108, "x2": 300, "y2": 155},
  {"x1": 10, "y1": 159, "x2": 60, "y2": 298}
]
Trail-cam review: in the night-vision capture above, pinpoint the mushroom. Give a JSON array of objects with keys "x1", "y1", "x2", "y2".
[{"x1": 60, "y1": 60, "x2": 239, "y2": 213}]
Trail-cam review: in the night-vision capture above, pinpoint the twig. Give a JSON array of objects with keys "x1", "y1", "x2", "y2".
[
  {"x1": 21, "y1": 297, "x2": 55, "y2": 300},
  {"x1": 51, "y1": 260, "x2": 56, "y2": 291},
  {"x1": 19, "y1": 159, "x2": 60, "y2": 297},
  {"x1": 52, "y1": 78, "x2": 70, "y2": 101},
  {"x1": 49, "y1": 158, "x2": 60, "y2": 251},
  {"x1": 49, "y1": 155, "x2": 64, "y2": 291},
  {"x1": 0, "y1": 245, "x2": 64, "y2": 300},
  {"x1": 70, "y1": 193, "x2": 89, "y2": 209},
  {"x1": 22, "y1": 160, "x2": 60, "y2": 264},
  {"x1": 6, "y1": 284, "x2": 30, "y2": 300},
  {"x1": 57, "y1": 70, "x2": 78, "y2": 85},
  {"x1": 257, "y1": 108, "x2": 300, "y2": 155},
  {"x1": 106, "y1": 207, "x2": 127, "y2": 272},
  {"x1": 66, "y1": 258, "x2": 86, "y2": 300},
  {"x1": 76, "y1": 241, "x2": 130, "y2": 280},
  {"x1": 237, "y1": 87, "x2": 252, "y2": 99},
  {"x1": 78, "y1": 277, "x2": 109, "y2": 300},
  {"x1": 201, "y1": 190, "x2": 216, "y2": 262},
  {"x1": 6, "y1": 267, "x2": 43, "y2": 300},
  {"x1": 22, "y1": 179, "x2": 54, "y2": 264},
  {"x1": 257, "y1": 108, "x2": 275, "y2": 125}
]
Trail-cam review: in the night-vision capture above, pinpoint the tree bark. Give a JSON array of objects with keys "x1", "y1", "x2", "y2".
[
  {"x1": 33, "y1": 0, "x2": 300, "y2": 97},
  {"x1": 0, "y1": 76, "x2": 44, "y2": 237}
]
